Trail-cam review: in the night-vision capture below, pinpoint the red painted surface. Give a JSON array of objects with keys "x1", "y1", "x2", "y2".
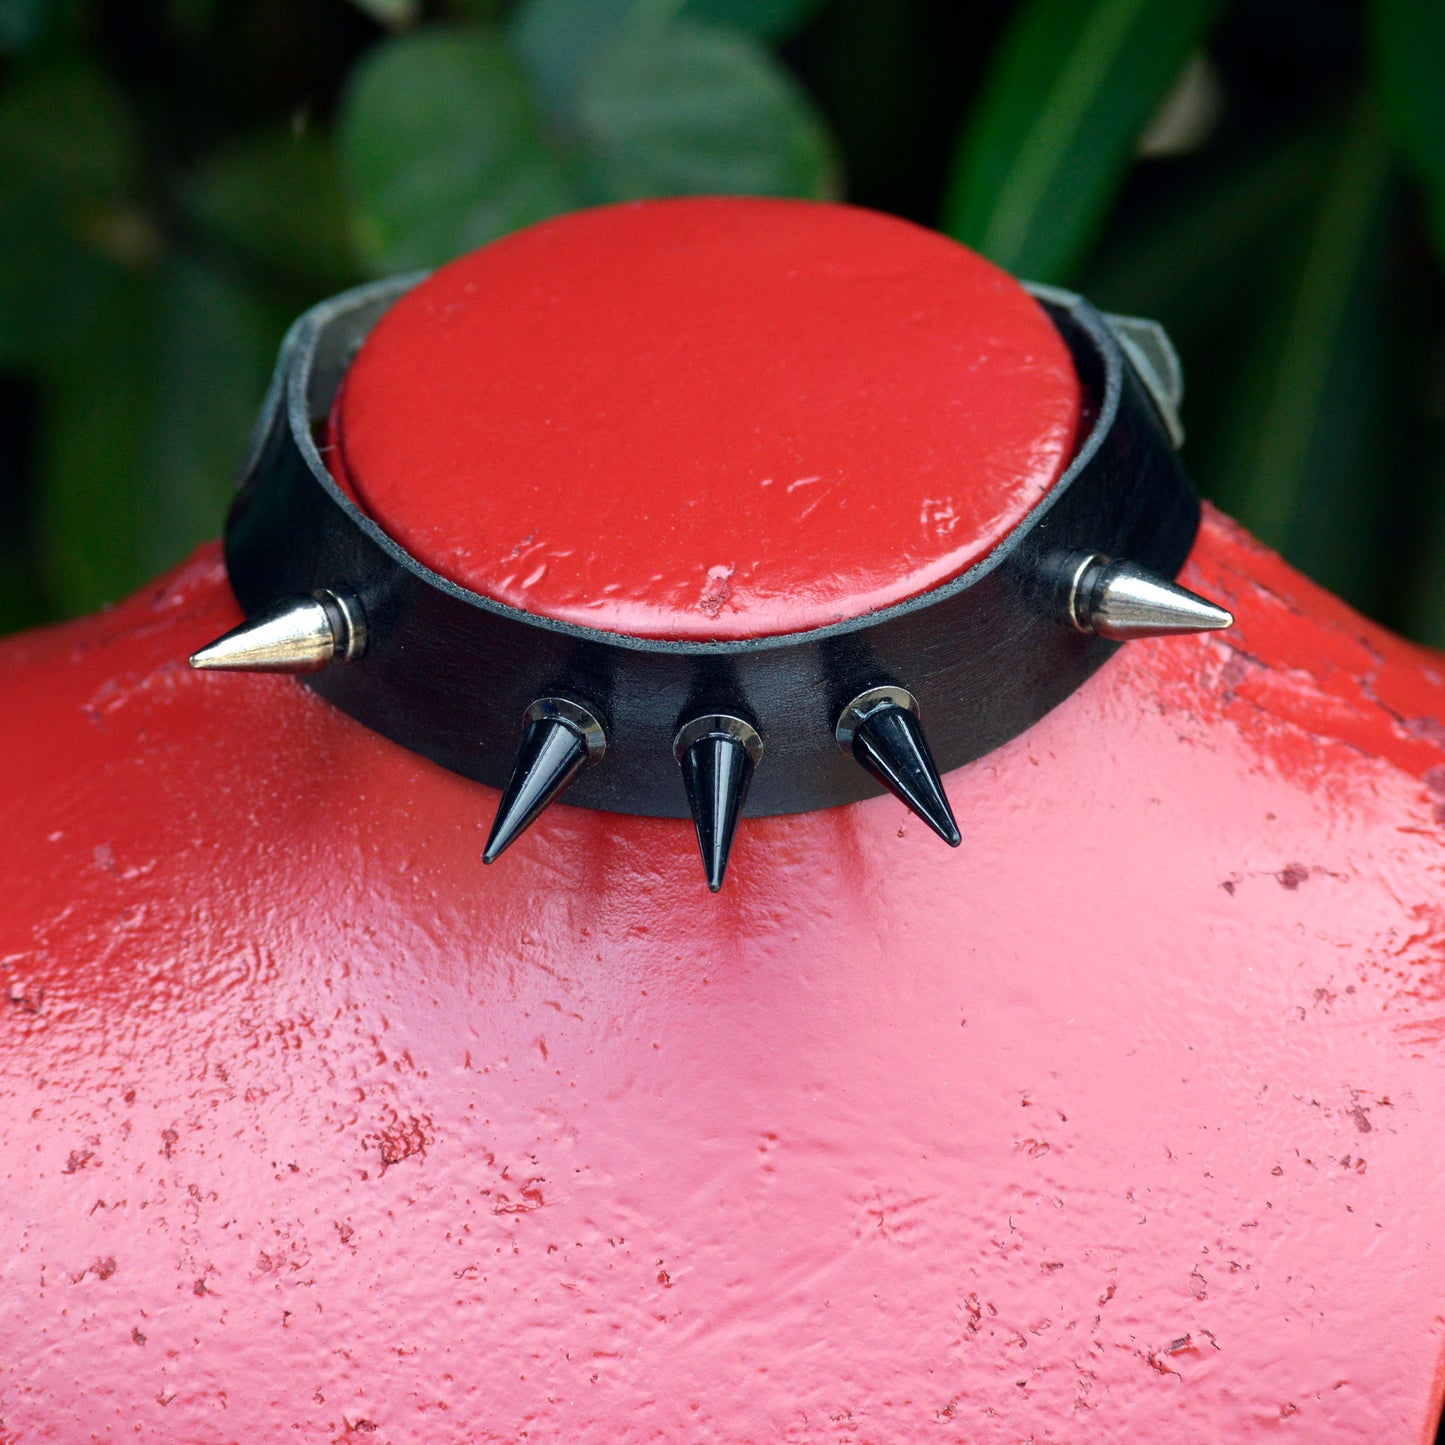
[
  {"x1": 3, "y1": 516, "x2": 1445, "y2": 1443},
  {"x1": 330, "y1": 199, "x2": 1080, "y2": 638},
  {"x1": 4, "y1": 202, "x2": 1445, "y2": 1444}
]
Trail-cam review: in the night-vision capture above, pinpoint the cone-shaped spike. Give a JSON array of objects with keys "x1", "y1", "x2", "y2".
[
  {"x1": 674, "y1": 715, "x2": 763, "y2": 892},
  {"x1": 483, "y1": 698, "x2": 607, "y2": 864},
  {"x1": 1069, "y1": 554, "x2": 1232, "y2": 640},
  {"x1": 188, "y1": 589, "x2": 366, "y2": 673},
  {"x1": 835, "y1": 686, "x2": 961, "y2": 847},
  {"x1": 189, "y1": 596, "x2": 334, "y2": 673}
]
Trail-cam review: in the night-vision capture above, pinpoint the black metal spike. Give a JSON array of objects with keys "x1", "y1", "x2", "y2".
[
  {"x1": 483, "y1": 698, "x2": 607, "y2": 864},
  {"x1": 674, "y1": 715, "x2": 764, "y2": 892},
  {"x1": 835, "y1": 686, "x2": 961, "y2": 847}
]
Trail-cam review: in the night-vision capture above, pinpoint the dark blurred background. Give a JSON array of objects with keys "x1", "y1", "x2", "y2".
[{"x1": 2, "y1": 0, "x2": 1444, "y2": 642}]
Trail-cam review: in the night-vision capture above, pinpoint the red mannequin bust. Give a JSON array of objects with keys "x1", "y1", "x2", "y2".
[{"x1": 2, "y1": 199, "x2": 1443, "y2": 1444}]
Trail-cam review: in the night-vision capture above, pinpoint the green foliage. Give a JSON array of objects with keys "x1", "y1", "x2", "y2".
[
  {"x1": 944, "y1": 0, "x2": 1227, "y2": 283},
  {"x1": 341, "y1": 4, "x2": 837, "y2": 273},
  {"x1": 0, "y1": 0, "x2": 839, "y2": 621},
  {"x1": 181, "y1": 131, "x2": 358, "y2": 291},
  {"x1": 1082, "y1": 106, "x2": 1408, "y2": 623},
  {"x1": 1371, "y1": 0, "x2": 1445, "y2": 265},
  {"x1": 0, "y1": 58, "x2": 142, "y2": 373},
  {"x1": 942, "y1": 0, "x2": 1445, "y2": 634},
  {"x1": 3, "y1": 0, "x2": 1445, "y2": 654},
  {"x1": 37, "y1": 260, "x2": 285, "y2": 607},
  {"x1": 0, "y1": 0, "x2": 65, "y2": 54},
  {"x1": 506, "y1": 0, "x2": 633, "y2": 119},
  {"x1": 576, "y1": 20, "x2": 837, "y2": 201},
  {"x1": 340, "y1": 28, "x2": 571, "y2": 273},
  {"x1": 0, "y1": 53, "x2": 304, "y2": 616},
  {"x1": 348, "y1": 0, "x2": 419, "y2": 28},
  {"x1": 685, "y1": 0, "x2": 830, "y2": 41},
  {"x1": 1081, "y1": 124, "x2": 1333, "y2": 334},
  {"x1": 1197, "y1": 103, "x2": 1393, "y2": 586},
  {"x1": 505, "y1": 0, "x2": 824, "y2": 125}
]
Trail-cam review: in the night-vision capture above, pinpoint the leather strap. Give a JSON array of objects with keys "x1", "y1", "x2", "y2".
[{"x1": 223, "y1": 276, "x2": 1200, "y2": 818}]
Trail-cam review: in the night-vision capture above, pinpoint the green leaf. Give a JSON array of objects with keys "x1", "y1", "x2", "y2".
[
  {"x1": 684, "y1": 0, "x2": 830, "y2": 40},
  {"x1": 508, "y1": 0, "x2": 826, "y2": 125},
  {"x1": 338, "y1": 27, "x2": 577, "y2": 273},
  {"x1": 1196, "y1": 100, "x2": 1395, "y2": 601},
  {"x1": 37, "y1": 256, "x2": 286, "y2": 614},
  {"x1": 1371, "y1": 0, "x2": 1445, "y2": 264},
  {"x1": 1082, "y1": 122, "x2": 1332, "y2": 338},
  {"x1": 166, "y1": 0, "x2": 222, "y2": 40},
  {"x1": 348, "y1": 0, "x2": 420, "y2": 28},
  {"x1": 577, "y1": 19, "x2": 838, "y2": 201},
  {"x1": 0, "y1": 0, "x2": 47, "y2": 51},
  {"x1": 1395, "y1": 440, "x2": 1445, "y2": 649},
  {"x1": 0, "y1": 58, "x2": 150, "y2": 371},
  {"x1": 0, "y1": 56, "x2": 138, "y2": 201},
  {"x1": 36, "y1": 277, "x2": 155, "y2": 608},
  {"x1": 0, "y1": 0, "x2": 63, "y2": 53},
  {"x1": 182, "y1": 130, "x2": 359, "y2": 289},
  {"x1": 507, "y1": 0, "x2": 635, "y2": 121},
  {"x1": 143, "y1": 258, "x2": 290, "y2": 570},
  {"x1": 942, "y1": 0, "x2": 1226, "y2": 283}
]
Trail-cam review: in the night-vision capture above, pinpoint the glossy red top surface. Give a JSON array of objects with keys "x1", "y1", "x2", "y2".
[
  {"x1": 329, "y1": 199, "x2": 1081, "y2": 639},
  {"x1": 4, "y1": 511, "x2": 1445, "y2": 1442}
]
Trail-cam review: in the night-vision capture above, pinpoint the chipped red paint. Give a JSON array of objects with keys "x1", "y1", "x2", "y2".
[
  {"x1": 3, "y1": 511, "x2": 1445, "y2": 1443},
  {"x1": 329, "y1": 199, "x2": 1081, "y2": 639},
  {"x1": 4, "y1": 200, "x2": 1445, "y2": 1443}
]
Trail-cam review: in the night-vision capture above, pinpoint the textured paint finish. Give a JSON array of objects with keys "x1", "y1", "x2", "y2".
[
  {"x1": 2, "y1": 203, "x2": 1440, "y2": 1441},
  {"x1": 329, "y1": 199, "x2": 1081, "y2": 639},
  {"x1": 3, "y1": 509, "x2": 1445, "y2": 1443}
]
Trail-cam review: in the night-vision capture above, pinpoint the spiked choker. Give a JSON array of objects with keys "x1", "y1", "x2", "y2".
[{"x1": 192, "y1": 275, "x2": 1231, "y2": 890}]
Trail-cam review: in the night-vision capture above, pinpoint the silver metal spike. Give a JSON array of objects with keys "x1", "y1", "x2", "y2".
[
  {"x1": 1066, "y1": 554, "x2": 1232, "y2": 640},
  {"x1": 188, "y1": 589, "x2": 366, "y2": 673}
]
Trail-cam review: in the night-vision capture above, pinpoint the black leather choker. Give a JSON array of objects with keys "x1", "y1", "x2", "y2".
[{"x1": 193, "y1": 275, "x2": 1230, "y2": 889}]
